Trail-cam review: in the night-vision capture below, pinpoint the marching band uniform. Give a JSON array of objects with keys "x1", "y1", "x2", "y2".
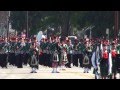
[
  {"x1": 0, "y1": 39, "x2": 5, "y2": 68},
  {"x1": 50, "y1": 39, "x2": 59, "y2": 66},
  {"x1": 15, "y1": 38, "x2": 23, "y2": 68},
  {"x1": 116, "y1": 44, "x2": 120, "y2": 74},
  {"x1": 86, "y1": 45, "x2": 92, "y2": 69},
  {"x1": 47, "y1": 39, "x2": 57, "y2": 67},
  {"x1": 60, "y1": 47, "x2": 68, "y2": 70},
  {"x1": 46, "y1": 40, "x2": 51, "y2": 67},
  {"x1": 66, "y1": 40, "x2": 73, "y2": 68},
  {"x1": 52, "y1": 50, "x2": 59, "y2": 73},
  {"x1": 100, "y1": 46, "x2": 109, "y2": 79},
  {"x1": 14, "y1": 38, "x2": 19, "y2": 67},
  {"x1": 2, "y1": 38, "x2": 10, "y2": 68},
  {"x1": 39, "y1": 39, "x2": 44, "y2": 65},
  {"x1": 42, "y1": 39, "x2": 48, "y2": 66},
  {"x1": 78, "y1": 41, "x2": 86, "y2": 68},
  {"x1": 83, "y1": 53, "x2": 89, "y2": 73},
  {"x1": 73, "y1": 40, "x2": 79, "y2": 67},
  {"x1": 9, "y1": 37, "x2": 16, "y2": 66},
  {"x1": 34, "y1": 40, "x2": 40, "y2": 69},
  {"x1": 30, "y1": 43, "x2": 39, "y2": 73},
  {"x1": 92, "y1": 43, "x2": 103, "y2": 79},
  {"x1": 24, "y1": 39, "x2": 31, "y2": 66},
  {"x1": 111, "y1": 46, "x2": 117, "y2": 79},
  {"x1": 0, "y1": 39, "x2": 2, "y2": 67}
]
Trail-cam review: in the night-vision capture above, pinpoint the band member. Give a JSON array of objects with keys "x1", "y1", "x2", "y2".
[
  {"x1": 2, "y1": 38, "x2": 10, "y2": 68},
  {"x1": 34, "y1": 39, "x2": 40, "y2": 69},
  {"x1": 47, "y1": 38, "x2": 53, "y2": 67},
  {"x1": 16, "y1": 38, "x2": 25, "y2": 68},
  {"x1": 41, "y1": 38, "x2": 48, "y2": 66},
  {"x1": 0, "y1": 38, "x2": 5, "y2": 68},
  {"x1": 50, "y1": 37, "x2": 59, "y2": 67},
  {"x1": 14, "y1": 37, "x2": 20, "y2": 67},
  {"x1": 86, "y1": 45, "x2": 92, "y2": 70},
  {"x1": 73, "y1": 39, "x2": 79, "y2": 67},
  {"x1": 91, "y1": 45, "x2": 101, "y2": 79},
  {"x1": 111, "y1": 46, "x2": 117, "y2": 79},
  {"x1": 52, "y1": 50, "x2": 59, "y2": 73},
  {"x1": 78, "y1": 40, "x2": 86, "y2": 68},
  {"x1": 116, "y1": 44, "x2": 120, "y2": 78},
  {"x1": 100, "y1": 46, "x2": 109, "y2": 79},
  {"x1": 21, "y1": 38, "x2": 27, "y2": 66},
  {"x1": 83, "y1": 53, "x2": 89, "y2": 73},
  {"x1": 30, "y1": 43, "x2": 39, "y2": 73},
  {"x1": 9, "y1": 37, "x2": 16, "y2": 66},
  {"x1": 24, "y1": 38, "x2": 31, "y2": 66},
  {"x1": 39, "y1": 39, "x2": 44, "y2": 65},
  {"x1": 66, "y1": 40, "x2": 73, "y2": 68},
  {"x1": 60, "y1": 47, "x2": 68, "y2": 70},
  {"x1": 45, "y1": 38, "x2": 51, "y2": 67}
]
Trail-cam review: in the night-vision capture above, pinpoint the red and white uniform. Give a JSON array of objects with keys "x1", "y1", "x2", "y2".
[{"x1": 111, "y1": 49, "x2": 117, "y2": 58}]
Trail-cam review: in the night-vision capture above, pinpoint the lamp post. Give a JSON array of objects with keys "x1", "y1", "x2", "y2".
[{"x1": 106, "y1": 28, "x2": 109, "y2": 40}]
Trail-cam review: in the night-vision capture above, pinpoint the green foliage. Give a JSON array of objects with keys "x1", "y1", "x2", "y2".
[{"x1": 10, "y1": 11, "x2": 115, "y2": 38}]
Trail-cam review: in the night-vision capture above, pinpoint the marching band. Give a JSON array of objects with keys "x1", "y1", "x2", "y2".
[{"x1": 0, "y1": 35, "x2": 120, "y2": 79}]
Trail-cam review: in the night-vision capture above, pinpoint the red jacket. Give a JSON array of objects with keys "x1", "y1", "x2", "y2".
[
  {"x1": 103, "y1": 51, "x2": 108, "y2": 59},
  {"x1": 111, "y1": 50, "x2": 117, "y2": 58}
]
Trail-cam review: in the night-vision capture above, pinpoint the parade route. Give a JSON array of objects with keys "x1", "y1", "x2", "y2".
[{"x1": 0, "y1": 65, "x2": 95, "y2": 79}]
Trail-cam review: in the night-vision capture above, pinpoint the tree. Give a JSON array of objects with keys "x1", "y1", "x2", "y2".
[
  {"x1": 10, "y1": 11, "x2": 27, "y2": 33},
  {"x1": 10, "y1": 11, "x2": 116, "y2": 39}
]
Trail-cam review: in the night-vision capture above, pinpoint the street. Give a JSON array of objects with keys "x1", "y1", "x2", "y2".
[{"x1": 0, "y1": 65, "x2": 95, "y2": 79}]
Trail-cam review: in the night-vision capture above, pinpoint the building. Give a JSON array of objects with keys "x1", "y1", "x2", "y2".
[{"x1": 0, "y1": 11, "x2": 9, "y2": 37}]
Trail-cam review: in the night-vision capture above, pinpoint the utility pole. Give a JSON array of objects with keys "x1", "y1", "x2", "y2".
[
  {"x1": 115, "y1": 11, "x2": 119, "y2": 39},
  {"x1": 7, "y1": 11, "x2": 10, "y2": 39},
  {"x1": 26, "y1": 11, "x2": 28, "y2": 38},
  {"x1": 90, "y1": 28, "x2": 92, "y2": 40}
]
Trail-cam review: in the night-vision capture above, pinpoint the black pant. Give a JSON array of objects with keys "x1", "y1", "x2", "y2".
[
  {"x1": 78, "y1": 54, "x2": 83, "y2": 68},
  {"x1": 9, "y1": 53, "x2": 15, "y2": 66},
  {"x1": 2, "y1": 54, "x2": 8, "y2": 68},
  {"x1": 46, "y1": 54, "x2": 49, "y2": 67},
  {"x1": 66, "y1": 54, "x2": 73, "y2": 67},
  {"x1": 23, "y1": 53, "x2": 29, "y2": 65},
  {"x1": 116, "y1": 54, "x2": 120, "y2": 73},
  {"x1": 43, "y1": 53, "x2": 47, "y2": 66},
  {"x1": 0, "y1": 54, "x2": 7, "y2": 68},
  {"x1": 47, "y1": 54, "x2": 52, "y2": 67},
  {"x1": 0, "y1": 54, "x2": 2, "y2": 67},
  {"x1": 39, "y1": 55, "x2": 43, "y2": 65},
  {"x1": 73, "y1": 54, "x2": 78, "y2": 67},
  {"x1": 16, "y1": 54, "x2": 23, "y2": 68}
]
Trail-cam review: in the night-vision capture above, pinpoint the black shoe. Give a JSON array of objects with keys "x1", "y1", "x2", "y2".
[
  {"x1": 30, "y1": 71, "x2": 33, "y2": 73},
  {"x1": 56, "y1": 71, "x2": 60, "y2": 73}
]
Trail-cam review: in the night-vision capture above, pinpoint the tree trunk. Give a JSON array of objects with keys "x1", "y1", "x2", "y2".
[{"x1": 61, "y1": 11, "x2": 71, "y2": 37}]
